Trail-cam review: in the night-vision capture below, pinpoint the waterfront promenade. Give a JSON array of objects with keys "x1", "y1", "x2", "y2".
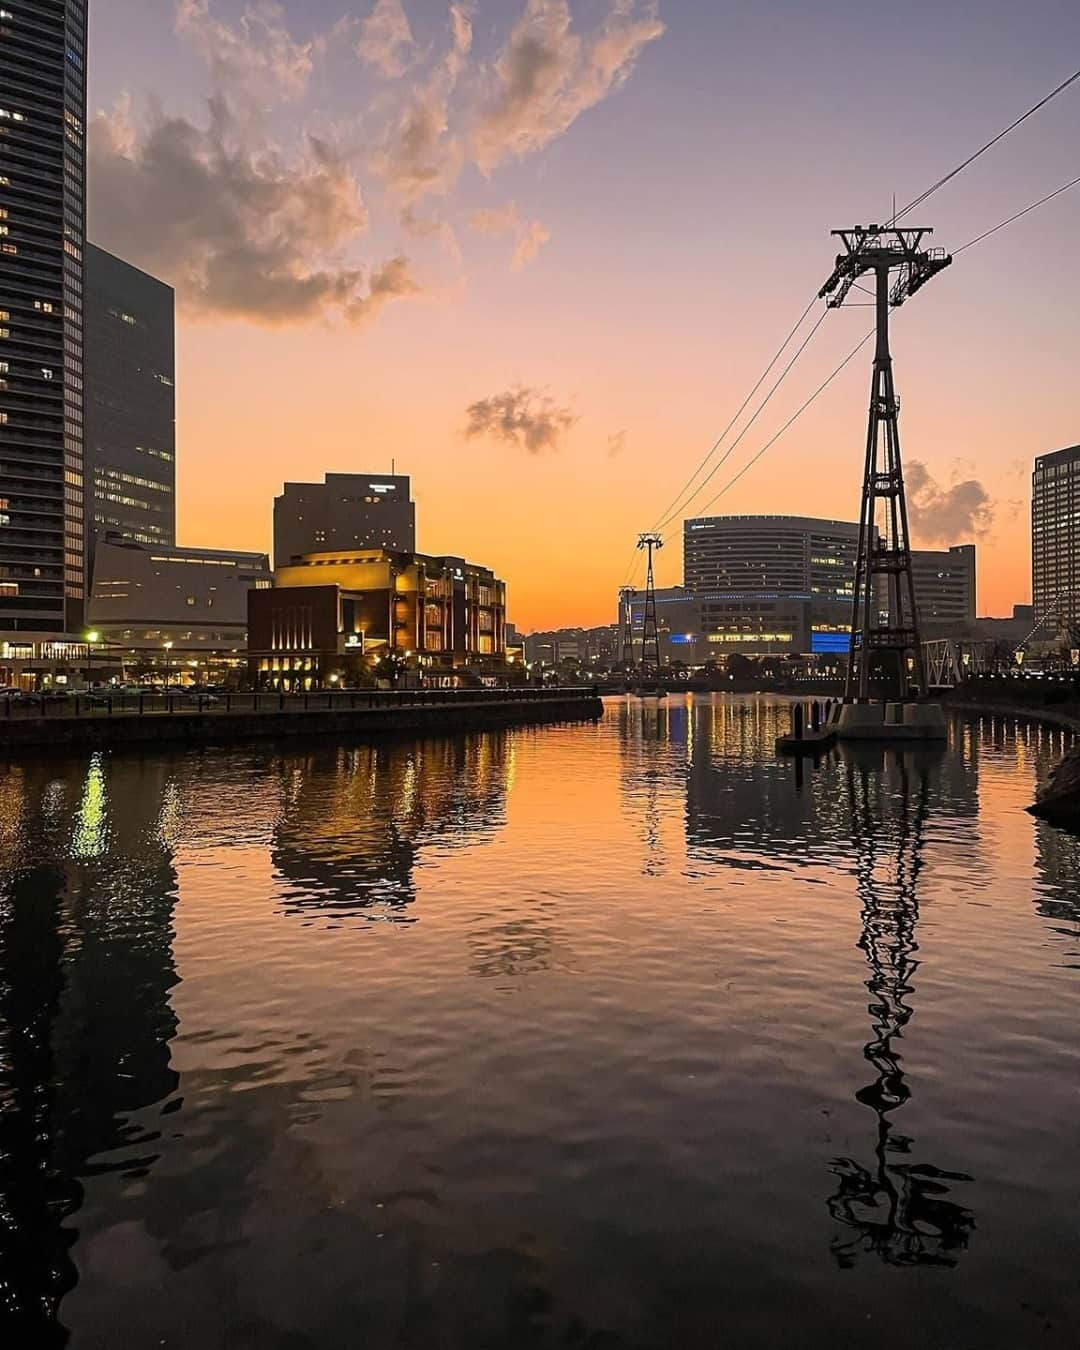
[{"x1": 0, "y1": 686, "x2": 604, "y2": 750}]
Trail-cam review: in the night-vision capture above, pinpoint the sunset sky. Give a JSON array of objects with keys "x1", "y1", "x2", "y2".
[{"x1": 87, "y1": 0, "x2": 1080, "y2": 630}]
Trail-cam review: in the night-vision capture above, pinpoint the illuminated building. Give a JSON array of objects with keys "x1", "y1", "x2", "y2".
[
  {"x1": 1033, "y1": 444, "x2": 1080, "y2": 634},
  {"x1": 0, "y1": 1, "x2": 89, "y2": 634},
  {"x1": 248, "y1": 549, "x2": 507, "y2": 688},
  {"x1": 84, "y1": 244, "x2": 176, "y2": 582},
  {"x1": 274, "y1": 472, "x2": 416, "y2": 565},
  {"x1": 681, "y1": 515, "x2": 860, "y2": 657}
]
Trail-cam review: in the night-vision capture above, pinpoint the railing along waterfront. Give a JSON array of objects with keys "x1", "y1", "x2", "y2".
[{"x1": 0, "y1": 685, "x2": 602, "y2": 723}]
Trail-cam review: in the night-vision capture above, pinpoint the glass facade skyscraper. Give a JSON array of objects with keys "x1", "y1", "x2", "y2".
[
  {"x1": 0, "y1": 0, "x2": 88, "y2": 633},
  {"x1": 1033, "y1": 445, "x2": 1080, "y2": 634},
  {"x1": 84, "y1": 243, "x2": 177, "y2": 582}
]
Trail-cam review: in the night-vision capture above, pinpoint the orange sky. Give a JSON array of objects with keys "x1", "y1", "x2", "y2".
[{"x1": 88, "y1": 1, "x2": 1080, "y2": 631}]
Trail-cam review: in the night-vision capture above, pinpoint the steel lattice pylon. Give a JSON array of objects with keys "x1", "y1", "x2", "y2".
[
  {"x1": 819, "y1": 227, "x2": 952, "y2": 703},
  {"x1": 637, "y1": 533, "x2": 663, "y2": 678},
  {"x1": 619, "y1": 586, "x2": 636, "y2": 668}
]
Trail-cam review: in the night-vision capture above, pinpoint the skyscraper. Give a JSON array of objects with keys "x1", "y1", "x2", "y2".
[
  {"x1": 1033, "y1": 445, "x2": 1080, "y2": 635},
  {"x1": 84, "y1": 243, "x2": 177, "y2": 581},
  {"x1": 274, "y1": 473, "x2": 416, "y2": 566},
  {"x1": 0, "y1": 1, "x2": 88, "y2": 633}
]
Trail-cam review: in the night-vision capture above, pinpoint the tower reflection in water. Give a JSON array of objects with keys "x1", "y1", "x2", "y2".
[
  {"x1": 620, "y1": 698, "x2": 979, "y2": 1268},
  {"x1": 0, "y1": 755, "x2": 180, "y2": 1345},
  {"x1": 828, "y1": 746, "x2": 975, "y2": 1267}
]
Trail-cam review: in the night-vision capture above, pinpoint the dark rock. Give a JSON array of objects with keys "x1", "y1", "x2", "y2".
[{"x1": 1030, "y1": 744, "x2": 1080, "y2": 819}]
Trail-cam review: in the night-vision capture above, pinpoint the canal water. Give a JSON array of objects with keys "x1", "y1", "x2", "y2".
[{"x1": 1, "y1": 695, "x2": 1078, "y2": 1349}]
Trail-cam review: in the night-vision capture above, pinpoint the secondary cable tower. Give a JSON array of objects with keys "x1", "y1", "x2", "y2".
[
  {"x1": 637, "y1": 533, "x2": 664, "y2": 679},
  {"x1": 619, "y1": 586, "x2": 637, "y2": 668},
  {"x1": 819, "y1": 226, "x2": 952, "y2": 703}
]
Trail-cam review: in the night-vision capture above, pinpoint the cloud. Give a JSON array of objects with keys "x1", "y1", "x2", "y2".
[
  {"x1": 906, "y1": 461, "x2": 996, "y2": 544},
  {"x1": 370, "y1": 6, "x2": 474, "y2": 205},
  {"x1": 358, "y1": 0, "x2": 416, "y2": 78},
  {"x1": 469, "y1": 201, "x2": 551, "y2": 268},
  {"x1": 465, "y1": 386, "x2": 578, "y2": 454},
  {"x1": 374, "y1": 1, "x2": 663, "y2": 206},
  {"x1": 88, "y1": 96, "x2": 420, "y2": 327},
  {"x1": 176, "y1": 0, "x2": 319, "y2": 103},
  {"x1": 472, "y1": 0, "x2": 664, "y2": 171},
  {"x1": 607, "y1": 429, "x2": 628, "y2": 457}
]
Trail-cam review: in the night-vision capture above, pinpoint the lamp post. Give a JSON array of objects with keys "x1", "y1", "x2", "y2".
[
  {"x1": 85, "y1": 630, "x2": 100, "y2": 689},
  {"x1": 163, "y1": 640, "x2": 174, "y2": 690}
]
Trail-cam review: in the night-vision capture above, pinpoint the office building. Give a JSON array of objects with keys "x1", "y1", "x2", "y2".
[
  {"x1": 1033, "y1": 445, "x2": 1080, "y2": 634},
  {"x1": 87, "y1": 538, "x2": 271, "y2": 675},
  {"x1": 274, "y1": 473, "x2": 416, "y2": 565},
  {"x1": 84, "y1": 243, "x2": 176, "y2": 578},
  {"x1": 248, "y1": 548, "x2": 507, "y2": 688},
  {"x1": 910, "y1": 545, "x2": 976, "y2": 633},
  {"x1": 0, "y1": 0, "x2": 89, "y2": 633},
  {"x1": 681, "y1": 515, "x2": 860, "y2": 656}
]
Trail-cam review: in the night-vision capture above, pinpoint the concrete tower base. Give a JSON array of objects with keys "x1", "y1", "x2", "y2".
[{"x1": 833, "y1": 701, "x2": 947, "y2": 742}]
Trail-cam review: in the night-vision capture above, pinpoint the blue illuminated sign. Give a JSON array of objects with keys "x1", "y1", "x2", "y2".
[{"x1": 812, "y1": 632, "x2": 850, "y2": 654}]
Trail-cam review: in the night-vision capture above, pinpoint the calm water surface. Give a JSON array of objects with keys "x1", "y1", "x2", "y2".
[{"x1": 1, "y1": 695, "x2": 1079, "y2": 1348}]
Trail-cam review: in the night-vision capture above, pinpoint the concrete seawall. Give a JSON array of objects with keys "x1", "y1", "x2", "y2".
[
  {"x1": 0, "y1": 693, "x2": 604, "y2": 753},
  {"x1": 946, "y1": 698, "x2": 1080, "y2": 819}
]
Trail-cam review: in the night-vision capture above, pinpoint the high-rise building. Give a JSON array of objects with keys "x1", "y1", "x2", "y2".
[
  {"x1": 682, "y1": 515, "x2": 860, "y2": 655},
  {"x1": 910, "y1": 545, "x2": 976, "y2": 632},
  {"x1": 1033, "y1": 445, "x2": 1080, "y2": 634},
  {"x1": 0, "y1": 0, "x2": 88, "y2": 633},
  {"x1": 274, "y1": 473, "x2": 416, "y2": 566},
  {"x1": 84, "y1": 244, "x2": 176, "y2": 578}
]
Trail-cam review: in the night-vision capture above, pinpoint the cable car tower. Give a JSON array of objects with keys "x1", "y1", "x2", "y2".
[
  {"x1": 637, "y1": 533, "x2": 664, "y2": 680},
  {"x1": 819, "y1": 226, "x2": 952, "y2": 703}
]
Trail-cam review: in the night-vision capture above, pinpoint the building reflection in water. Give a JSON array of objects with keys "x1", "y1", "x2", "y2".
[
  {"x1": 0, "y1": 756, "x2": 180, "y2": 1345},
  {"x1": 827, "y1": 746, "x2": 975, "y2": 1267},
  {"x1": 616, "y1": 698, "x2": 691, "y2": 876},
  {"x1": 271, "y1": 732, "x2": 512, "y2": 923}
]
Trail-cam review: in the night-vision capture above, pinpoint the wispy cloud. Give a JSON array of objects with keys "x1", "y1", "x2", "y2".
[
  {"x1": 89, "y1": 1, "x2": 664, "y2": 324},
  {"x1": 357, "y1": 0, "x2": 416, "y2": 78},
  {"x1": 176, "y1": 0, "x2": 319, "y2": 103},
  {"x1": 607, "y1": 429, "x2": 628, "y2": 457},
  {"x1": 906, "y1": 461, "x2": 996, "y2": 544},
  {"x1": 465, "y1": 386, "x2": 578, "y2": 454},
  {"x1": 471, "y1": 0, "x2": 665, "y2": 171},
  {"x1": 470, "y1": 201, "x2": 551, "y2": 268}
]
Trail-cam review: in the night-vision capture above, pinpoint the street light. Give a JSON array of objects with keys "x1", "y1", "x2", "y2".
[
  {"x1": 85, "y1": 630, "x2": 100, "y2": 689},
  {"x1": 163, "y1": 640, "x2": 174, "y2": 690}
]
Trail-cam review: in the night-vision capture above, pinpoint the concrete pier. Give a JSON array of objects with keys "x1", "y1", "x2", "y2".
[{"x1": 0, "y1": 688, "x2": 604, "y2": 753}]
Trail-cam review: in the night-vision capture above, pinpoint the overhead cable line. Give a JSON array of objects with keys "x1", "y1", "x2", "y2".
[
  {"x1": 893, "y1": 66, "x2": 1080, "y2": 220},
  {"x1": 692, "y1": 163, "x2": 1080, "y2": 508},
  {"x1": 954, "y1": 170, "x2": 1080, "y2": 253},
  {"x1": 654, "y1": 305, "x2": 830, "y2": 530},
  {"x1": 643, "y1": 64, "x2": 1080, "y2": 561},
  {"x1": 689, "y1": 328, "x2": 875, "y2": 518},
  {"x1": 649, "y1": 293, "x2": 821, "y2": 531}
]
